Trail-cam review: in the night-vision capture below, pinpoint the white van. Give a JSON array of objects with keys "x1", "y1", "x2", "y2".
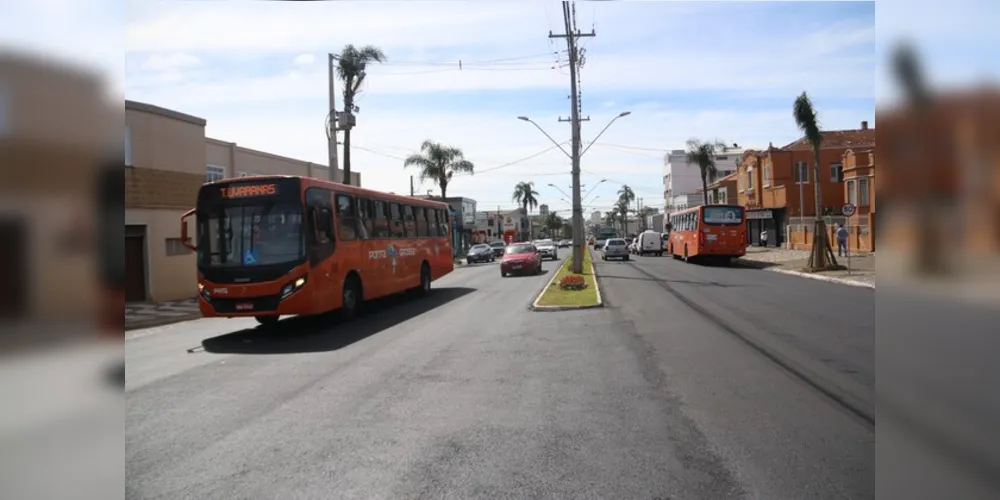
[{"x1": 637, "y1": 230, "x2": 663, "y2": 256}]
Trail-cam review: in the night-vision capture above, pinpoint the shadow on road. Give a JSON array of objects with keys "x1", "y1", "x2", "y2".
[
  {"x1": 200, "y1": 287, "x2": 475, "y2": 355},
  {"x1": 505, "y1": 269, "x2": 550, "y2": 278}
]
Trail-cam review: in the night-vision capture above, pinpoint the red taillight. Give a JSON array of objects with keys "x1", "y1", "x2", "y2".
[{"x1": 699, "y1": 231, "x2": 706, "y2": 245}]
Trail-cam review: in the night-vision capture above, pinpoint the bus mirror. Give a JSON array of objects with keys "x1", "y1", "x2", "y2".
[{"x1": 180, "y1": 209, "x2": 197, "y2": 251}]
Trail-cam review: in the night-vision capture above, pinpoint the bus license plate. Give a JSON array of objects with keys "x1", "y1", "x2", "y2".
[
  {"x1": 236, "y1": 303, "x2": 254, "y2": 311},
  {"x1": 513, "y1": 264, "x2": 522, "y2": 270},
  {"x1": 706, "y1": 234, "x2": 718, "y2": 241}
]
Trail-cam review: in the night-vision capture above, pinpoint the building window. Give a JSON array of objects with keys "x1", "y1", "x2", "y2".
[
  {"x1": 206, "y1": 165, "x2": 226, "y2": 183},
  {"x1": 165, "y1": 237, "x2": 191, "y2": 256},
  {"x1": 830, "y1": 163, "x2": 844, "y2": 183},
  {"x1": 763, "y1": 164, "x2": 772, "y2": 187},
  {"x1": 846, "y1": 179, "x2": 857, "y2": 205},
  {"x1": 125, "y1": 125, "x2": 133, "y2": 166},
  {"x1": 794, "y1": 161, "x2": 809, "y2": 183},
  {"x1": 858, "y1": 177, "x2": 870, "y2": 206}
]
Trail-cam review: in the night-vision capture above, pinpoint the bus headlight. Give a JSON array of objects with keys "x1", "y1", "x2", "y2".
[
  {"x1": 280, "y1": 276, "x2": 307, "y2": 300},
  {"x1": 198, "y1": 283, "x2": 211, "y2": 302}
]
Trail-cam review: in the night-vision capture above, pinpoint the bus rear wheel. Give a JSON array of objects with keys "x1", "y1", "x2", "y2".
[{"x1": 418, "y1": 263, "x2": 431, "y2": 295}]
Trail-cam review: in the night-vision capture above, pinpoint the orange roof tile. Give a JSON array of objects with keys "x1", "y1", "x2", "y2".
[{"x1": 780, "y1": 127, "x2": 875, "y2": 151}]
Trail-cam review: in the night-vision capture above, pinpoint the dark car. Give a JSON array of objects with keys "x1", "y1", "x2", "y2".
[
  {"x1": 466, "y1": 244, "x2": 496, "y2": 264},
  {"x1": 500, "y1": 243, "x2": 542, "y2": 277},
  {"x1": 489, "y1": 241, "x2": 506, "y2": 257}
]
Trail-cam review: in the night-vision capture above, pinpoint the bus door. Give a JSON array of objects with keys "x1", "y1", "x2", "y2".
[
  {"x1": 303, "y1": 187, "x2": 338, "y2": 309},
  {"x1": 333, "y1": 192, "x2": 365, "y2": 297}
]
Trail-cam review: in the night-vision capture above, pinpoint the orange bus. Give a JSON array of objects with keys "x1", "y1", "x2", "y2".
[
  {"x1": 180, "y1": 175, "x2": 454, "y2": 326},
  {"x1": 666, "y1": 204, "x2": 747, "y2": 264}
]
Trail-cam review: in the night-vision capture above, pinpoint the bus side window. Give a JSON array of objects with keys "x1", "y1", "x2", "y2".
[
  {"x1": 305, "y1": 187, "x2": 335, "y2": 264},
  {"x1": 357, "y1": 197, "x2": 374, "y2": 240},
  {"x1": 427, "y1": 209, "x2": 438, "y2": 237},
  {"x1": 335, "y1": 194, "x2": 360, "y2": 241},
  {"x1": 438, "y1": 209, "x2": 449, "y2": 237},
  {"x1": 389, "y1": 203, "x2": 404, "y2": 238},
  {"x1": 403, "y1": 205, "x2": 416, "y2": 238},
  {"x1": 373, "y1": 200, "x2": 389, "y2": 239},
  {"x1": 414, "y1": 206, "x2": 428, "y2": 237}
]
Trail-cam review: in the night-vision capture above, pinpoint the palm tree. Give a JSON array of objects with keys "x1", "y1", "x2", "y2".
[
  {"x1": 511, "y1": 181, "x2": 540, "y2": 241},
  {"x1": 403, "y1": 140, "x2": 475, "y2": 199},
  {"x1": 335, "y1": 44, "x2": 387, "y2": 186},
  {"x1": 603, "y1": 209, "x2": 619, "y2": 230},
  {"x1": 637, "y1": 206, "x2": 656, "y2": 232},
  {"x1": 793, "y1": 92, "x2": 837, "y2": 269},
  {"x1": 685, "y1": 139, "x2": 727, "y2": 206},
  {"x1": 615, "y1": 199, "x2": 631, "y2": 235},
  {"x1": 617, "y1": 185, "x2": 635, "y2": 221},
  {"x1": 544, "y1": 212, "x2": 563, "y2": 236}
]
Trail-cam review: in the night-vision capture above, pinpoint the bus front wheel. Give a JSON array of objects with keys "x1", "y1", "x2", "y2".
[
  {"x1": 255, "y1": 315, "x2": 279, "y2": 327},
  {"x1": 341, "y1": 275, "x2": 362, "y2": 320}
]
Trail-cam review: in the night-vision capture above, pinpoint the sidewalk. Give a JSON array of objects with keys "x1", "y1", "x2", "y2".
[
  {"x1": 125, "y1": 298, "x2": 201, "y2": 331},
  {"x1": 736, "y1": 246, "x2": 876, "y2": 288}
]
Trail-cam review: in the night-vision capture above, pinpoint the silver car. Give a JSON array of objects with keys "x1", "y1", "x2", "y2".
[
  {"x1": 601, "y1": 238, "x2": 630, "y2": 261},
  {"x1": 533, "y1": 239, "x2": 558, "y2": 260}
]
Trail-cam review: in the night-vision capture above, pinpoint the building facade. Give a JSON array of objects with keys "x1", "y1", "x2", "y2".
[
  {"x1": 125, "y1": 99, "x2": 361, "y2": 303},
  {"x1": 663, "y1": 145, "x2": 743, "y2": 214}
]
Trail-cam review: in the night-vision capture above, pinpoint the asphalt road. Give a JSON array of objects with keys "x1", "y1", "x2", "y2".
[{"x1": 126, "y1": 250, "x2": 874, "y2": 499}]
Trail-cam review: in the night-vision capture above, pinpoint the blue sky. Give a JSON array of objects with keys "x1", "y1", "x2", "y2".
[{"x1": 9, "y1": 0, "x2": 998, "y2": 215}]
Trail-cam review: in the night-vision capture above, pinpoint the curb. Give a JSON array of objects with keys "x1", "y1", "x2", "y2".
[
  {"x1": 767, "y1": 268, "x2": 875, "y2": 289},
  {"x1": 125, "y1": 312, "x2": 203, "y2": 332},
  {"x1": 530, "y1": 250, "x2": 604, "y2": 311}
]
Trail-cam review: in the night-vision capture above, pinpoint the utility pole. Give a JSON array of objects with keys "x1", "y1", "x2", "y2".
[
  {"x1": 551, "y1": 1, "x2": 594, "y2": 274},
  {"x1": 410, "y1": 175, "x2": 415, "y2": 197},
  {"x1": 327, "y1": 53, "x2": 341, "y2": 183}
]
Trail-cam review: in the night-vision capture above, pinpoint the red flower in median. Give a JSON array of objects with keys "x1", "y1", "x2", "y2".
[{"x1": 558, "y1": 274, "x2": 588, "y2": 290}]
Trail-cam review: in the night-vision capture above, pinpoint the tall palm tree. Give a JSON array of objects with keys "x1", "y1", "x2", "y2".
[
  {"x1": 617, "y1": 185, "x2": 635, "y2": 220},
  {"x1": 511, "y1": 181, "x2": 540, "y2": 240},
  {"x1": 603, "y1": 209, "x2": 619, "y2": 230},
  {"x1": 335, "y1": 44, "x2": 387, "y2": 186},
  {"x1": 615, "y1": 199, "x2": 631, "y2": 235},
  {"x1": 685, "y1": 139, "x2": 727, "y2": 206},
  {"x1": 403, "y1": 140, "x2": 475, "y2": 199},
  {"x1": 793, "y1": 92, "x2": 837, "y2": 269}
]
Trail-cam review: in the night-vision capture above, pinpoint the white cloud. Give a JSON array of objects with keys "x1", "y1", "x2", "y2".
[
  {"x1": 139, "y1": 52, "x2": 202, "y2": 72},
  {"x1": 121, "y1": 1, "x2": 877, "y2": 212},
  {"x1": 293, "y1": 53, "x2": 315, "y2": 66}
]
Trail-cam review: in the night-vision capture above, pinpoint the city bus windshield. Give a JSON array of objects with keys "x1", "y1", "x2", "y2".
[{"x1": 198, "y1": 200, "x2": 304, "y2": 268}]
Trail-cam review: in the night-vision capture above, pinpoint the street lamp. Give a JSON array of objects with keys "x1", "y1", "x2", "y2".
[
  {"x1": 582, "y1": 178, "x2": 606, "y2": 202},
  {"x1": 548, "y1": 183, "x2": 571, "y2": 200},
  {"x1": 580, "y1": 111, "x2": 631, "y2": 158},
  {"x1": 517, "y1": 116, "x2": 571, "y2": 158}
]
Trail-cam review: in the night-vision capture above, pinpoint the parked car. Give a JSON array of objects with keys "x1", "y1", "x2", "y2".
[
  {"x1": 533, "y1": 239, "x2": 559, "y2": 260},
  {"x1": 501, "y1": 243, "x2": 543, "y2": 277},
  {"x1": 489, "y1": 240, "x2": 506, "y2": 258},
  {"x1": 601, "y1": 238, "x2": 630, "y2": 261},
  {"x1": 558, "y1": 239, "x2": 571, "y2": 248},
  {"x1": 466, "y1": 243, "x2": 496, "y2": 264}
]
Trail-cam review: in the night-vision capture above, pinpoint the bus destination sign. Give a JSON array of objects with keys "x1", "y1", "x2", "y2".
[{"x1": 220, "y1": 183, "x2": 278, "y2": 199}]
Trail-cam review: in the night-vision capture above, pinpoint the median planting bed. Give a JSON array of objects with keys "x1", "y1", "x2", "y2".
[{"x1": 534, "y1": 248, "x2": 601, "y2": 308}]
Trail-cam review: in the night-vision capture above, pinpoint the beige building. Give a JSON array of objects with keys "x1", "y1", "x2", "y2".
[{"x1": 125, "y1": 99, "x2": 361, "y2": 303}]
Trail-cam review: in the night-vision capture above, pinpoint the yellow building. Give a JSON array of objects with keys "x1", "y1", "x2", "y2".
[{"x1": 125, "y1": 99, "x2": 361, "y2": 303}]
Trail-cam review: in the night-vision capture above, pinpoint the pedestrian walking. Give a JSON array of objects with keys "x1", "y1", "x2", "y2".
[
  {"x1": 760, "y1": 229, "x2": 768, "y2": 247},
  {"x1": 836, "y1": 223, "x2": 849, "y2": 257}
]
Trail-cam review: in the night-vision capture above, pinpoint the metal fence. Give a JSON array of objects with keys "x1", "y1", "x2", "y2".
[{"x1": 788, "y1": 215, "x2": 870, "y2": 233}]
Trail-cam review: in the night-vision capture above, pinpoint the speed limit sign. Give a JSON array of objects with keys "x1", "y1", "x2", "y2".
[{"x1": 841, "y1": 203, "x2": 857, "y2": 217}]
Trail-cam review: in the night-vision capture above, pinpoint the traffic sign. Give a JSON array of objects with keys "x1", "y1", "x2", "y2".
[{"x1": 841, "y1": 203, "x2": 857, "y2": 217}]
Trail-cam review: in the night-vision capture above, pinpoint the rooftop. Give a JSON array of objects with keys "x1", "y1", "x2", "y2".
[{"x1": 780, "y1": 121, "x2": 874, "y2": 151}]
